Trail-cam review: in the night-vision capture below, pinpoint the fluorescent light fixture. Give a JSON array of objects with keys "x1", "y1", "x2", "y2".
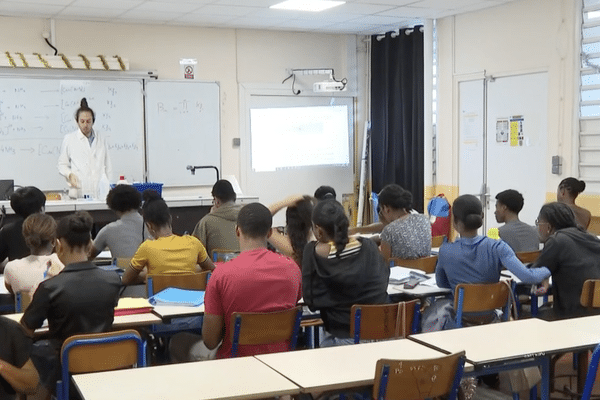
[{"x1": 270, "y1": 0, "x2": 345, "y2": 12}]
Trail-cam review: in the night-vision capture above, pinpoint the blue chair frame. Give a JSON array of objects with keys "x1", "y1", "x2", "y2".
[
  {"x1": 231, "y1": 306, "x2": 303, "y2": 357},
  {"x1": 57, "y1": 330, "x2": 146, "y2": 400}
]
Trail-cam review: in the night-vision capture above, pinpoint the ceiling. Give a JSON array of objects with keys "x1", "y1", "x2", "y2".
[{"x1": 0, "y1": 0, "x2": 518, "y2": 35}]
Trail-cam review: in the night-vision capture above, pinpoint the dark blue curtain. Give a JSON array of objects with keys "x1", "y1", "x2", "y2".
[{"x1": 371, "y1": 27, "x2": 425, "y2": 212}]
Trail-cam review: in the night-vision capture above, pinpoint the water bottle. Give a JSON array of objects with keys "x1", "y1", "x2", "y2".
[{"x1": 117, "y1": 175, "x2": 129, "y2": 185}]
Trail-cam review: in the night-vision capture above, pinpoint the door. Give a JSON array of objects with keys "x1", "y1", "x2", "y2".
[{"x1": 459, "y1": 73, "x2": 548, "y2": 232}]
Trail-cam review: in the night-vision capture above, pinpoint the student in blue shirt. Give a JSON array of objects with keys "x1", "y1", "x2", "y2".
[{"x1": 436, "y1": 194, "x2": 550, "y2": 292}]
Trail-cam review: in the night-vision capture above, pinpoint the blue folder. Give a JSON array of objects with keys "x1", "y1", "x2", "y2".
[{"x1": 148, "y1": 288, "x2": 205, "y2": 307}]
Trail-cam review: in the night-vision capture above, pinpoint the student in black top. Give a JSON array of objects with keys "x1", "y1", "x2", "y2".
[
  {"x1": 21, "y1": 211, "x2": 120, "y2": 394},
  {"x1": 0, "y1": 316, "x2": 39, "y2": 399},
  {"x1": 533, "y1": 202, "x2": 600, "y2": 319},
  {"x1": 0, "y1": 186, "x2": 46, "y2": 268},
  {"x1": 302, "y1": 200, "x2": 389, "y2": 347}
]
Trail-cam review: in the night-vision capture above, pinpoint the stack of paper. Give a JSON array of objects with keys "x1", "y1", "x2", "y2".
[{"x1": 114, "y1": 297, "x2": 153, "y2": 316}]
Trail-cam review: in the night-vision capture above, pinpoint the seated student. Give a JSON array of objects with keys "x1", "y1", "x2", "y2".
[
  {"x1": 4, "y1": 214, "x2": 64, "y2": 297},
  {"x1": 268, "y1": 194, "x2": 314, "y2": 267},
  {"x1": 494, "y1": 189, "x2": 539, "y2": 252},
  {"x1": 0, "y1": 316, "x2": 39, "y2": 399},
  {"x1": 302, "y1": 199, "x2": 389, "y2": 347},
  {"x1": 314, "y1": 185, "x2": 336, "y2": 201},
  {"x1": 192, "y1": 179, "x2": 242, "y2": 256},
  {"x1": 0, "y1": 186, "x2": 46, "y2": 267},
  {"x1": 170, "y1": 203, "x2": 301, "y2": 361},
  {"x1": 378, "y1": 184, "x2": 431, "y2": 260},
  {"x1": 122, "y1": 190, "x2": 214, "y2": 286},
  {"x1": 532, "y1": 202, "x2": 600, "y2": 319},
  {"x1": 21, "y1": 211, "x2": 121, "y2": 393},
  {"x1": 90, "y1": 184, "x2": 146, "y2": 260},
  {"x1": 436, "y1": 195, "x2": 550, "y2": 292},
  {"x1": 557, "y1": 177, "x2": 592, "y2": 230}
]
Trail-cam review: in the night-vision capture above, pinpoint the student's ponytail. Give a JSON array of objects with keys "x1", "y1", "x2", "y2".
[{"x1": 312, "y1": 199, "x2": 349, "y2": 258}]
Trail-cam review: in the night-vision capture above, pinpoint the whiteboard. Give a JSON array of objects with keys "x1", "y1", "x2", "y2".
[
  {"x1": 145, "y1": 81, "x2": 220, "y2": 186},
  {"x1": 0, "y1": 77, "x2": 145, "y2": 191}
]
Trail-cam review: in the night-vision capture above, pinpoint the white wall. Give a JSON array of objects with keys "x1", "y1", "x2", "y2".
[
  {"x1": 0, "y1": 16, "x2": 364, "y2": 199},
  {"x1": 435, "y1": 0, "x2": 579, "y2": 198}
]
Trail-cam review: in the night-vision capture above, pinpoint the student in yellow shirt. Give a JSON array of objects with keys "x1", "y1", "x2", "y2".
[{"x1": 122, "y1": 190, "x2": 215, "y2": 285}]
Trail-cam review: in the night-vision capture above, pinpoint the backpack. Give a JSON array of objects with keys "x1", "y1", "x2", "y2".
[{"x1": 427, "y1": 194, "x2": 451, "y2": 238}]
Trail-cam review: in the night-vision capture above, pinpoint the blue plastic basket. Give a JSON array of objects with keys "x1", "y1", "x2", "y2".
[{"x1": 132, "y1": 182, "x2": 163, "y2": 196}]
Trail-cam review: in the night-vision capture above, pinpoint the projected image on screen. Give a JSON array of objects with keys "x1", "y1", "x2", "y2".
[{"x1": 250, "y1": 105, "x2": 350, "y2": 172}]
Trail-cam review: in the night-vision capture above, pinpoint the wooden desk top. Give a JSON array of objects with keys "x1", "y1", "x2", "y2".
[
  {"x1": 410, "y1": 318, "x2": 599, "y2": 366},
  {"x1": 73, "y1": 356, "x2": 300, "y2": 400},
  {"x1": 255, "y1": 339, "x2": 446, "y2": 392}
]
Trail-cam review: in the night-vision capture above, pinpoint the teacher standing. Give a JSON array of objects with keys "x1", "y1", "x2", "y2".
[{"x1": 57, "y1": 98, "x2": 112, "y2": 200}]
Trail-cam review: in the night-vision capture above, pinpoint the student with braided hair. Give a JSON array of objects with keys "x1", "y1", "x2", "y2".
[
  {"x1": 532, "y1": 202, "x2": 600, "y2": 319},
  {"x1": 302, "y1": 199, "x2": 389, "y2": 347}
]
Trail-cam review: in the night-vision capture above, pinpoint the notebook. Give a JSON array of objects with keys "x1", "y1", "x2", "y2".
[{"x1": 148, "y1": 288, "x2": 205, "y2": 307}]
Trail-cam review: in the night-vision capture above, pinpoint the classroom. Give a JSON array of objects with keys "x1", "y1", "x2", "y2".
[
  {"x1": 0, "y1": 0, "x2": 592, "y2": 219},
  {"x1": 1, "y1": 0, "x2": 600, "y2": 399}
]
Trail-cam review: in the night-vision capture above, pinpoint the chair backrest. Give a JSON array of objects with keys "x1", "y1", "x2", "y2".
[
  {"x1": 229, "y1": 306, "x2": 303, "y2": 357},
  {"x1": 14, "y1": 291, "x2": 32, "y2": 313},
  {"x1": 373, "y1": 351, "x2": 466, "y2": 400},
  {"x1": 390, "y1": 255, "x2": 438, "y2": 274},
  {"x1": 350, "y1": 300, "x2": 420, "y2": 343},
  {"x1": 146, "y1": 271, "x2": 209, "y2": 296},
  {"x1": 515, "y1": 250, "x2": 541, "y2": 264},
  {"x1": 431, "y1": 235, "x2": 446, "y2": 248},
  {"x1": 58, "y1": 329, "x2": 145, "y2": 400},
  {"x1": 212, "y1": 248, "x2": 240, "y2": 263},
  {"x1": 454, "y1": 282, "x2": 510, "y2": 328},
  {"x1": 581, "y1": 279, "x2": 600, "y2": 308},
  {"x1": 115, "y1": 257, "x2": 132, "y2": 269}
]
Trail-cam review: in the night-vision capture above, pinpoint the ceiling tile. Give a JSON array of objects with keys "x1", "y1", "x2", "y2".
[
  {"x1": 0, "y1": 0, "x2": 521, "y2": 34},
  {"x1": 134, "y1": 1, "x2": 203, "y2": 13},
  {"x1": 193, "y1": 4, "x2": 258, "y2": 17},
  {"x1": 58, "y1": 6, "x2": 127, "y2": 18}
]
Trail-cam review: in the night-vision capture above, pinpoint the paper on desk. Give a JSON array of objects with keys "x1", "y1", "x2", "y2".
[
  {"x1": 116, "y1": 297, "x2": 153, "y2": 310},
  {"x1": 389, "y1": 266, "x2": 436, "y2": 285}
]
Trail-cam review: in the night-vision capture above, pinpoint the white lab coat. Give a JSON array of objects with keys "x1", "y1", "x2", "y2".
[{"x1": 57, "y1": 128, "x2": 113, "y2": 199}]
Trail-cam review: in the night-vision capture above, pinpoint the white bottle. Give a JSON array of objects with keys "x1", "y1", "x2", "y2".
[{"x1": 117, "y1": 175, "x2": 129, "y2": 185}]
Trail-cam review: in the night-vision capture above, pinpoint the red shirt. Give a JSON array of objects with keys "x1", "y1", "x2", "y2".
[{"x1": 204, "y1": 248, "x2": 302, "y2": 358}]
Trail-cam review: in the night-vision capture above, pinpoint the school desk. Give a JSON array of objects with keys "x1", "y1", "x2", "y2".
[
  {"x1": 2, "y1": 311, "x2": 162, "y2": 335},
  {"x1": 152, "y1": 304, "x2": 205, "y2": 323},
  {"x1": 72, "y1": 355, "x2": 300, "y2": 400},
  {"x1": 545, "y1": 314, "x2": 600, "y2": 394},
  {"x1": 254, "y1": 339, "x2": 448, "y2": 393},
  {"x1": 409, "y1": 317, "x2": 600, "y2": 400}
]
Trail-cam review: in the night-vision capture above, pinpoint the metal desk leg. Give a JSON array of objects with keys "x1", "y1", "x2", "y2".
[{"x1": 541, "y1": 356, "x2": 550, "y2": 400}]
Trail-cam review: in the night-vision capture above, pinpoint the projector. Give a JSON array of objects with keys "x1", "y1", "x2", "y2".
[{"x1": 313, "y1": 80, "x2": 347, "y2": 92}]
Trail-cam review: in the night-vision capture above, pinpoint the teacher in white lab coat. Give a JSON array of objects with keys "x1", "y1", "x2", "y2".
[{"x1": 57, "y1": 98, "x2": 112, "y2": 200}]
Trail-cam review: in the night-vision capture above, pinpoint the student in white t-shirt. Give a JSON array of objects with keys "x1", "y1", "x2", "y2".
[{"x1": 4, "y1": 214, "x2": 64, "y2": 297}]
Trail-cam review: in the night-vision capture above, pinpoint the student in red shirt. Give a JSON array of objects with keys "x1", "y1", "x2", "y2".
[{"x1": 170, "y1": 202, "x2": 302, "y2": 361}]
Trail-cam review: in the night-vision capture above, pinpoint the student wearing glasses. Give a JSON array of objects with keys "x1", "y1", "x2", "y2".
[{"x1": 532, "y1": 202, "x2": 600, "y2": 319}]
